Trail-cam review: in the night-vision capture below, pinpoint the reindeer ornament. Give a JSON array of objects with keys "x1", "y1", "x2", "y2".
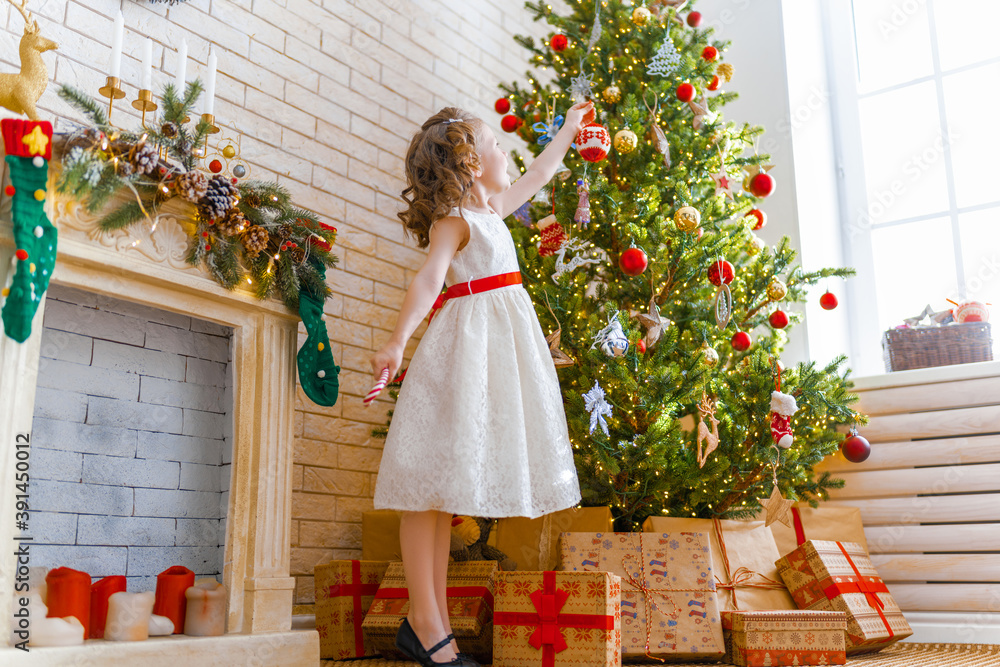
[{"x1": 0, "y1": 0, "x2": 57, "y2": 120}]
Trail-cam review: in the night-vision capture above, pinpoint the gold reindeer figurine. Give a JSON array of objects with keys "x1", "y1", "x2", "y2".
[
  {"x1": 695, "y1": 391, "x2": 720, "y2": 468},
  {"x1": 0, "y1": 0, "x2": 57, "y2": 120}
]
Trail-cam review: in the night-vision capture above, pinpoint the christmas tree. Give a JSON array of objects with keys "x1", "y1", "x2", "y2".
[{"x1": 499, "y1": 0, "x2": 864, "y2": 530}]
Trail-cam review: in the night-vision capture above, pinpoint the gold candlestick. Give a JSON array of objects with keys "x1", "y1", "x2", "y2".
[
  {"x1": 131, "y1": 89, "x2": 158, "y2": 127},
  {"x1": 98, "y1": 76, "x2": 126, "y2": 120},
  {"x1": 201, "y1": 113, "x2": 221, "y2": 134}
]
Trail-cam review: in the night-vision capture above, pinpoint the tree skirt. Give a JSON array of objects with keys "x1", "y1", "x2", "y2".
[{"x1": 322, "y1": 643, "x2": 1000, "y2": 667}]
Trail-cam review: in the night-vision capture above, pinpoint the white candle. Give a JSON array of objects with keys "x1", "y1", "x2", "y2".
[
  {"x1": 109, "y1": 10, "x2": 124, "y2": 79},
  {"x1": 204, "y1": 48, "x2": 217, "y2": 116},
  {"x1": 174, "y1": 39, "x2": 188, "y2": 93},
  {"x1": 27, "y1": 594, "x2": 85, "y2": 647},
  {"x1": 141, "y1": 37, "x2": 153, "y2": 90},
  {"x1": 183, "y1": 578, "x2": 226, "y2": 636},
  {"x1": 105, "y1": 591, "x2": 155, "y2": 641}
]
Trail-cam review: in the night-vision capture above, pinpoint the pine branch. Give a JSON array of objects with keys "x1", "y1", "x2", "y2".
[
  {"x1": 58, "y1": 85, "x2": 110, "y2": 131},
  {"x1": 98, "y1": 199, "x2": 157, "y2": 231}
]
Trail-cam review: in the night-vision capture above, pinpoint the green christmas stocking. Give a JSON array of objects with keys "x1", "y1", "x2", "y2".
[
  {"x1": 297, "y1": 257, "x2": 340, "y2": 406},
  {"x1": 1, "y1": 120, "x2": 57, "y2": 344}
]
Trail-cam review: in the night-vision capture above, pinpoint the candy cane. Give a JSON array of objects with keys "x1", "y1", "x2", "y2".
[{"x1": 364, "y1": 368, "x2": 390, "y2": 406}]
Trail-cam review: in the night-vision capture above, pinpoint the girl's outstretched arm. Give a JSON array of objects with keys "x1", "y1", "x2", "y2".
[
  {"x1": 490, "y1": 100, "x2": 595, "y2": 218},
  {"x1": 369, "y1": 216, "x2": 468, "y2": 379}
]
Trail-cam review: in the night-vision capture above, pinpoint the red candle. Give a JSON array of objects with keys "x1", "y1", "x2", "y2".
[
  {"x1": 153, "y1": 566, "x2": 195, "y2": 634},
  {"x1": 90, "y1": 575, "x2": 126, "y2": 639},
  {"x1": 46, "y1": 567, "x2": 92, "y2": 639}
]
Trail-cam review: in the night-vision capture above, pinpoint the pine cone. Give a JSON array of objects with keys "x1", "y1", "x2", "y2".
[
  {"x1": 132, "y1": 142, "x2": 159, "y2": 176},
  {"x1": 289, "y1": 246, "x2": 306, "y2": 264},
  {"x1": 198, "y1": 175, "x2": 238, "y2": 220},
  {"x1": 118, "y1": 161, "x2": 134, "y2": 178},
  {"x1": 216, "y1": 208, "x2": 246, "y2": 236},
  {"x1": 175, "y1": 170, "x2": 209, "y2": 202},
  {"x1": 244, "y1": 192, "x2": 262, "y2": 208},
  {"x1": 277, "y1": 223, "x2": 294, "y2": 240},
  {"x1": 241, "y1": 225, "x2": 269, "y2": 257},
  {"x1": 160, "y1": 122, "x2": 178, "y2": 138}
]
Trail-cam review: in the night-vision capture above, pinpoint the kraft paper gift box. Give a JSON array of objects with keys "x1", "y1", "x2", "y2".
[
  {"x1": 765, "y1": 504, "x2": 869, "y2": 558},
  {"x1": 362, "y1": 560, "x2": 496, "y2": 663},
  {"x1": 722, "y1": 610, "x2": 847, "y2": 666},
  {"x1": 775, "y1": 540, "x2": 912, "y2": 654},
  {"x1": 643, "y1": 517, "x2": 797, "y2": 612},
  {"x1": 561, "y1": 531, "x2": 724, "y2": 661},
  {"x1": 492, "y1": 570, "x2": 621, "y2": 667},
  {"x1": 361, "y1": 510, "x2": 404, "y2": 562},
  {"x1": 315, "y1": 560, "x2": 391, "y2": 659},
  {"x1": 494, "y1": 506, "x2": 614, "y2": 572}
]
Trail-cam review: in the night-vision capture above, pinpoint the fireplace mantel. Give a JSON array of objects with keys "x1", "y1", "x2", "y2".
[{"x1": 0, "y1": 182, "x2": 318, "y2": 662}]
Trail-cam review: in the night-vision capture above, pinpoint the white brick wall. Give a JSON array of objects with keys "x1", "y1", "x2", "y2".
[
  {"x1": 3, "y1": 0, "x2": 555, "y2": 608},
  {"x1": 30, "y1": 285, "x2": 232, "y2": 592}
]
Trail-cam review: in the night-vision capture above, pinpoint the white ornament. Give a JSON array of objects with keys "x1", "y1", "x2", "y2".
[
  {"x1": 711, "y1": 168, "x2": 737, "y2": 200},
  {"x1": 647, "y1": 38, "x2": 682, "y2": 77},
  {"x1": 33, "y1": 226, "x2": 43, "y2": 238},
  {"x1": 552, "y1": 237, "x2": 601, "y2": 283},
  {"x1": 569, "y1": 72, "x2": 595, "y2": 102},
  {"x1": 591, "y1": 315, "x2": 629, "y2": 357},
  {"x1": 583, "y1": 380, "x2": 613, "y2": 436},
  {"x1": 32, "y1": 156, "x2": 44, "y2": 168},
  {"x1": 317, "y1": 370, "x2": 326, "y2": 378}
]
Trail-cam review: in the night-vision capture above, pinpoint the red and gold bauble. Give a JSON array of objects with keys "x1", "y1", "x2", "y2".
[
  {"x1": 676, "y1": 82, "x2": 695, "y2": 102},
  {"x1": 731, "y1": 331, "x2": 752, "y2": 351},
  {"x1": 619, "y1": 247, "x2": 648, "y2": 276},
  {"x1": 748, "y1": 172, "x2": 776, "y2": 197},
  {"x1": 494, "y1": 98, "x2": 511, "y2": 114},
  {"x1": 550, "y1": 34, "x2": 568, "y2": 51},
  {"x1": 820, "y1": 291, "x2": 839, "y2": 310},
  {"x1": 707, "y1": 259, "x2": 734, "y2": 286},
  {"x1": 575, "y1": 122, "x2": 611, "y2": 162},
  {"x1": 702, "y1": 46, "x2": 718, "y2": 61},
  {"x1": 842, "y1": 432, "x2": 871, "y2": 463},
  {"x1": 500, "y1": 114, "x2": 522, "y2": 133},
  {"x1": 746, "y1": 208, "x2": 766, "y2": 230},
  {"x1": 687, "y1": 11, "x2": 702, "y2": 27},
  {"x1": 769, "y1": 309, "x2": 789, "y2": 329}
]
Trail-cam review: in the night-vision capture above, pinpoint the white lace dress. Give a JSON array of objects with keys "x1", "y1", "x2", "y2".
[{"x1": 373, "y1": 207, "x2": 581, "y2": 518}]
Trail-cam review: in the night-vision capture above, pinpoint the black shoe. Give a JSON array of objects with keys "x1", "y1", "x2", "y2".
[
  {"x1": 395, "y1": 619, "x2": 476, "y2": 667},
  {"x1": 446, "y1": 633, "x2": 481, "y2": 667}
]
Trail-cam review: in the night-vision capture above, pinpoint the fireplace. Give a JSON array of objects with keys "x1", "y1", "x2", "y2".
[{"x1": 0, "y1": 191, "x2": 317, "y2": 663}]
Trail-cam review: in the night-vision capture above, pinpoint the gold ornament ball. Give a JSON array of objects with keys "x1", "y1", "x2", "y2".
[
  {"x1": 601, "y1": 84, "x2": 622, "y2": 104},
  {"x1": 614, "y1": 128, "x2": 638, "y2": 154},
  {"x1": 767, "y1": 278, "x2": 788, "y2": 301},
  {"x1": 632, "y1": 7, "x2": 652, "y2": 26},
  {"x1": 673, "y1": 206, "x2": 701, "y2": 232},
  {"x1": 747, "y1": 234, "x2": 766, "y2": 256},
  {"x1": 222, "y1": 145, "x2": 237, "y2": 159},
  {"x1": 701, "y1": 344, "x2": 719, "y2": 367}
]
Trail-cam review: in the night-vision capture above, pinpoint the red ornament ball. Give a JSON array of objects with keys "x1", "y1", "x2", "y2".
[
  {"x1": 204, "y1": 244, "x2": 212, "y2": 251},
  {"x1": 494, "y1": 98, "x2": 511, "y2": 114},
  {"x1": 746, "y1": 208, "x2": 767, "y2": 230},
  {"x1": 676, "y1": 82, "x2": 695, "y2": 103},
  {"x1": 749, "y1": 172, "x2": 776, "y2": 198},
  {"x1": 4, "y1": 185, "x2": 14, "y2": 196},
  {"x1": 707, "y1": 75, "x2": 720, "y2": 91},
  {"x1": 500, "y1": 114, "x2": 522, "y2": 133},
  {"x1": 201, "y1": 231, "x2": 209, "y2": 238},
  {"x1": 15, "y1": 248, "x2": 28, "y2": 261},
  {"x1": 702, "y1": 45, "x2": 718, "y2": 61},
  {"x1": 619, "y1": 247, "x2": 648, "y2": 277},
  {"x1": 769, "y1": 309, "x2": 789, "y2": 329},
  {"x1": 575, "y1": 122, "x2": 611, "y2": 162},
  {"x1": 687, "y1": 11, "x2": 702, "y2": 27},
  {"x1": 638, "y1": 339, "x2": 647, "y2": 354},
  {"x1": 707, "y1": 259, "x2": 734, "y2": 286},
  {"x1": 550, "y1": 34, "x2": 568, "y2": 52},
  {"x1": 209, "y1": 159, "x2": 223, "y2": 174},
  {"x1": 820, "y1": 291, "x2": 839, "y2": 310},
  {"x1": 842, "y1": 433, "x2": 871, "y2": 463},
  {"x1": 731, "y1": 331, "x2": 752, "y2": 351}
]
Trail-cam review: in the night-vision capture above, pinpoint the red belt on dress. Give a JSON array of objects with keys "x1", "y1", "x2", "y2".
[{"x1": 428, "y1": 271, "x2": 522, "y2": 322}]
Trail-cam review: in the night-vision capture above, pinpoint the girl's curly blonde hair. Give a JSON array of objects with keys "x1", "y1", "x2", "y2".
[{"x1": 398, "y1": 107, "x2": 483, "y2": 248}]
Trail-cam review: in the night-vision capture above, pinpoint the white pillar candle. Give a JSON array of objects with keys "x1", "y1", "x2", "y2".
[
  {"x1": 26, "y1": 593, "x2": 84, "y2": 647},
  {"x1": 105, "y1": 591, "x2": 155, "y2": 642},
  {"x1": 174, "y1": 39, "x2": 188, "y2": 93},
  {"x1": 204, "y1": 48, "x2": 217, "y2": 116},
  {"x1": 148, "y1": 613, "x2": 174, "y2": 636},
  {"x1": 109, "y1": 10, "x2": 124, "y2": 79},
  {"x1": 183, "y1": 578, "x2": 225, "y2": 636},
  {"x1": 141, "y1": 37, "x2": 153, "y2": 90}
]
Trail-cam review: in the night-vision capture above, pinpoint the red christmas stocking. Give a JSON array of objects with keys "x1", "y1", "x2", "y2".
[{"x1": 536, "y1": 213, "x2": 567, "y2": 257}]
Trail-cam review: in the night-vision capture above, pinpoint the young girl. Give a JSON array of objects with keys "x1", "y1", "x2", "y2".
[{"x1": 370, "y1": 100, "x2": 595, "y2": 667}]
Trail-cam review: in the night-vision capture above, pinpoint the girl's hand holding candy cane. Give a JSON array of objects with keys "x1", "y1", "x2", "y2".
[
  {"x1": 369, "y1": 338, "x2": 404, "y2": 403},
  {"x1": 365, "y1": 368, "x2": 390, "y2": 406}
]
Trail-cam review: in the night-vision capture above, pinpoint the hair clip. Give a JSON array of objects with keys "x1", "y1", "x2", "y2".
[{"x1": 442, "y1": 118, "x2": 461, "y2": 124}]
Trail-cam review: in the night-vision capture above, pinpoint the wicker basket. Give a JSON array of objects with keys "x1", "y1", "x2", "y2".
[{"x1": 882, "y1": 322, "x2": 993, "y2": 372}]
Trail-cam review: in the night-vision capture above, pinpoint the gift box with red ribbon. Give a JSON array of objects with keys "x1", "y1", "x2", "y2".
[
  {"x1": 492, "y1": 570, "x2": 621, "y2": 667},
  {"x1": 775, "y1": 540, "x2": 912, "y2": 654},
  {"x1": 362, "y1": 560, "x2": 496, "y2": 663},
  {"x1": 560, "y1": 531, "x2": 725, "y2": 661},
  {"x1": 722, "y1": 610, "x2": 847, "y2": 666},
  {"x1": 315, "y1": 560, "x2": 391, "y2": 659}
]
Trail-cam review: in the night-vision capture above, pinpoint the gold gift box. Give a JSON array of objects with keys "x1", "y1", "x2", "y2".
[
  {"x1": 722, "y1": 609, "x2": 847, "y2": 666},
  {"x1": 314, "y1": 560, "x2": 391, "y2": 659},
  {"x1": 494, "y1": 506, "x2": 614, "y2": 571}
]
